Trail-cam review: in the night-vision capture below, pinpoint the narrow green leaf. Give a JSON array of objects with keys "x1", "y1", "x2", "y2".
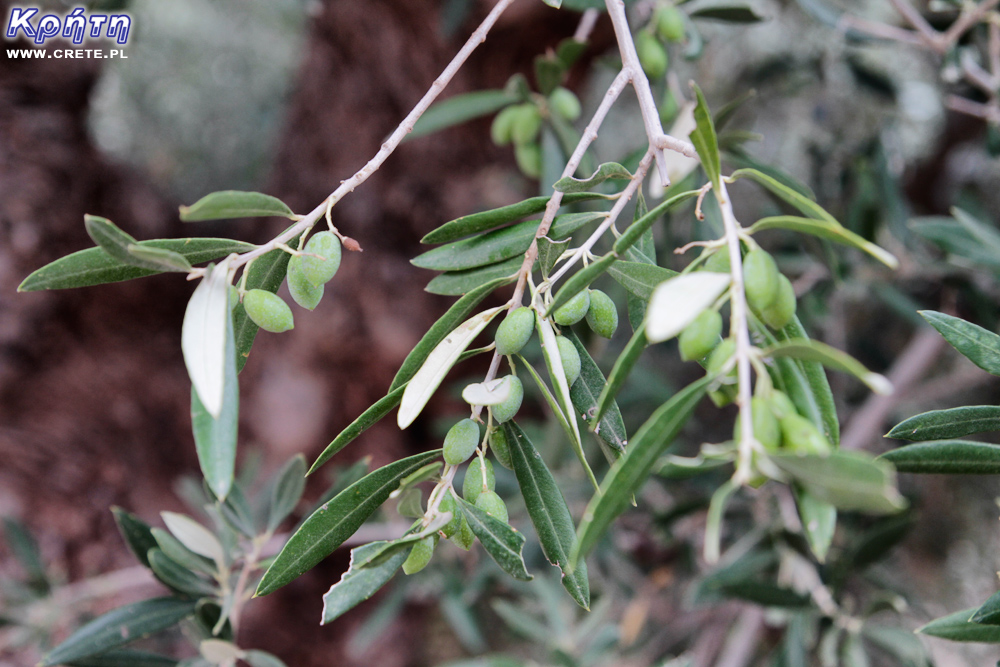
[
  {"x1": 535, "y1": 315, "x2": 597, "y2": 491},
  {"x1": 398, "y1": 307, "x2": 504, "y2": 429},
  {"x1": 713, "y1": 89, "x2": 758, "y2": 132},
  {"x1": 84, "y1": 216, "x2": 160, "y2": 272},
  {"x1": 112, "y1": 508, "x2": 158, "y2": 569},
  {"x1": 256, "y1": 450, "x2": 442, "y2": 596},
  {"x1": 689, "y1": 84, "x2": 722, "y2": 190},
  {"x1": 413, "y1": 212, "x2": 603, "y2": 272},
  {"x1": 612, "y1": 189, "x2": 700, "y2": 256},
  {"x1": 593, "y1": 327, "x2": 647, "y2": 426},
  {"x1": 880, "y1": 440, "x2": 1000, "y2": 474},
  {"x1": 310, "y1": 385, "x2": 407, "y2": 474},
  {"x1": 911, "y1": 216, "x2": 1000, "y2": 271},
  {"x1": 504, "y1": 422, "x2": 590, "y2": 608},
  {"x1": 921, "y1": 310, "x2": 1000, "y2": 376},
  {"x1": 19, "y1": 238, "x2": 253, "y2": 292},
  {"x1": 607, "y1": 262, "x2": 679, "y2": 301},
  {"x1": 537, "y1": 237, "x2": 570, "y2": 277},
  {"x1": 747, "y1": 215, "x2": 898, "y2": 268},
  {"x1": 64, "y1": 649, "x2": 180, "y2": 667},
  {"x1": 391, "y1": 277, "x2": 510, "y2": 391},
  {"x1": 2, "y1": 518, "x2": 45, "y2": 585},
  {"x1": 182, "y1": 259, "x2": 232, "y2": 419},
  {"x1": 764, "y1": 339, "x2": 892, "y2": 395},
  {"x1": 147, "y1": 548, "x2": 216, "y2": 597},
  {"x1": 690, "y1": 3, "x2": 767, "y2": 23},
  {"x1": 715, "y1": 581, "x2": 810, "y2": 607},
  {"x1": 150, "y1": 528, "x2": 216, "y2": 576},
  {"x1": 794, "y1": 487, "x2": 836, "y2": 563},
  {"x1": 191, "y1": 309, "x2": 239, "y2": 501},
  {"x1": 243, "y1": 650, "x2": 288, "y2": 667},
  {"x1": 268, "y1": 455, "x2": 307, "y2": 532},
  {"x1": 321, "y1": 541, "x2": 408, "y2": 624},
  {"x1": 544, "y1": 253, "x2": 617, "y2": 317},
  {"x1": 972, "y1": 591, "x2": 1000, "y2": 625},
  {"x1": 572, "y1": 377, "x2": 711, "y2": 568},
  {"x1": 409, "y1": 90, "x2": 519, "y2": 140},
  {"x1": 725, "y1": 151, "x2": 815, "y2": 199},
  {"x1": 563, "y1": 331, "x2": 628, "y2": 456},
  {"x1": 729, "y1": 168, "x2": 835, "y2": 223},
  {"x1": 887, "y1": 406, "x2": 1000, "y2": 441},
  {"x1": 625, "y1": 191, "x2": 654, "y2": 331},
  {"x1": 180, "y1": 191, "x2": 295, "y2": 221},
  {"x1": 421, "y1": 193, "x2": 610, "y2": 244},
  {"x1": 426, "y1": 257, "x2": 521, "y2": 296},
  {"x1": 862, "y1": 625, "x2": 931, "y2": 667},
  {"x1": 126, "y1": 245, "x2": 193, "y2": 272},
  {"x1": 553, "y1": 162, "x2": 632, "y2": 193},
  {"x1": 233, "y1": 233, "x2": 299, "y2": 373},
  {"x1": 516, "y1": 354, "x2": 583, "y2": 462},
  {"x1": 456, "y1": 497, "x2": 532, "y2": 581},
  {"x1": 160, "y1": 512, "x2": 224, "y2": 563},
  {"x1": 770, "y1": 451, "x2": 906, "y2": 514},
  {"x1": 41, "y1": 598, "x2": 196, "y2": 666},
  {"x1": 951, "y1": 207, "x2": 1000, "y2": 256},
  {"x1": 918, "y1": 608, "x2": 1000, "y2": 642}
]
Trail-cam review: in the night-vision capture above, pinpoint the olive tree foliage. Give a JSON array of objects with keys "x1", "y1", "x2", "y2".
[{"x1": 9, "y1": 0, "x2": 1000, "y2": 665}]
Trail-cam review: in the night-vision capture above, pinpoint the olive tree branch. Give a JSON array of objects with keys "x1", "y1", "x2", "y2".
[{"x1": 229, "y1": 0, "x2": 517, "y2": 271}]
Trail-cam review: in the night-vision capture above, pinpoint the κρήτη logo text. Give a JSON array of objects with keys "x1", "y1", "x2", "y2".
[{"x1": 5, "y1": 6, "x2": 131, "y2": 45}]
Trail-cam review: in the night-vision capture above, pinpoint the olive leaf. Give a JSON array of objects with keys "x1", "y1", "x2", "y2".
[
  {"x1": 747, "y1": 215, "x2": 898, "y2": 268},
  {"x1": 182, "y1": 259, "x2": 233, "y2": 419},
  {"x1": 553, "y1": 162, "x2": 632, "y2": 193},
  {"x1": 763, "y1": 339, "x2": 892, "y2": 395},
  {"x1": 321, "y1": 541, "x2": 409, "y2": 625},
  {"x1": 409, "y1": 90, "x2": 519, "y2": 140},
  {"x1": 770, "y1": 451, "x2": 906, "y2": 514},
  {"x1": 607, "y1": 261, "x2": 679, "y2": 301},
  {"x1": 689, "y1": 84, "x2": 721, "y2": 190},
  {"x1": 180, "y1": 191, "x2": 295, "y2": 221},
  {"x1": 887, "y1": 406, "x2": 1000, "y2": 441},
  {"x1": 456, "y1": 497, "x2": 532, "y2": 581},
  {"x1": 918, "y1": 608, "x2": 1000, "y2": 643},
  {"x1": 921, "y1": 310, "x2": 1000, "y2": 377},
  {"x1": 645, "y1": 272, "x2": 731, "y2": 343},
  {"x1": 593, "y1": 327, "x2": 647, "y2": 426},
  {"x1": 310, "y1": 384, "x2": 407, "y2": 474},
  {"x1": 425, "y1": 257, "x2": 521, "y2": 296},
  {"x1": 880, "y1": 440, "x2": 1000, "y2": 474},
  {"x1": 562, "y1": 330, "x2": 627, "y2": 457}
]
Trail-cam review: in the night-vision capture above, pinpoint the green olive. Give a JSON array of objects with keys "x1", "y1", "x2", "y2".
[
  {"x1": 490, "y1": 375, "x2": 524, "y2": 423},
  {"x1": 743, "y1": 249, "x2": 780, "y2": 311},
  {"x1": 495, "y1": 307, "x2": 534, "y2": 356},
  {"x1": 655, "y1": 6, "x2": 686, "y2": 42},
  {"x1": 585, "y1": 289, "x2": 619, "y2": 338},
  {"x1": 511, "y1": 103, "x2": 543, "y2": 146},
  {"x1": 761, "y1": 274, "x2": 796, "y2": 330},
  {"x1": 556, "y1": 335, "x2": 582, "y2": 386},
  {"x1": 706, "y1": 338, "x2": 736, "y2": 377},
  {"x1": 402, "y1": 535, "x2": 437, "y2": 575},
  {"x1": 491, "y1": 105, "x2": 521, "y2": 146},
  {"x1": 553, "y1": 290, "x2": 591, "y2": 326},
  {"x1": 299, "y1": 232, "x2": 342, "y2": 287},
  {"x1": 286, "y1": 258, "x2": 324, "y2": 310},
  {"x1": 514, "y1": 142, "x2": 542, "y2": 179},
  {"x1": 780, "y1": 413, "x2": 832, "y2": 455},
  {"x1": 243, "y1": 289, "x2": 294, "y2": 333},
  {"x1": 704, "y1": 249, "x2": 731, "y2": 273},
  {"x1": 475, "y1": 490, "x2": 509, "y2": 523},
  {"x1": 768, "y1": 390, "x2": 796, "y2": 420},
  {"x1": 443, "y1": 418, "x2": 480, "y2": 466},
  {"x1": 636, "y1": 31, "x2": 668, "y2": 80},
  {"x1": 462, "y1": 456, "x2": 496, "y2": 505},
  {"x1": 679, "y1": 309, "x2": 722, "y2": 361},
  {"x1": 733, "y1": 398, "x2": 780, "y2": 451},
  {"x1": 549, "y1": 87, "x2": 582, "y2": 121},
  {"x1": 489, "y1": 427, "x2": 513, "y2": 470},
  {"x1": 439, "y1": 492, "x2": 461, "y2": 538}
]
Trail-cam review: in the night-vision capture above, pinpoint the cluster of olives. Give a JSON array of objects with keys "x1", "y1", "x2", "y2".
[
  {"x1": 636, "y1": 5, "x2": 686, "y2": 80},
  {"x1": 491, "y1": 87, "x2": 582, "y2": 179},
  {"x1": 241, "y1": 231, "x2": 343, "y2": 333},
  {"x1": 737, "y1": 390, "x2": 832, "y2": 457}
]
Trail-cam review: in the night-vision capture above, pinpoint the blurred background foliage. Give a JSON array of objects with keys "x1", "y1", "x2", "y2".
[{"x1": 5, "y1": 0, "x2": 1000, "y2": 665}]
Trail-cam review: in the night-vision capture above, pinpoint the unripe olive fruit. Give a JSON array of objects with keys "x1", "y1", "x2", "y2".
[
  {"x1": 655, "y1": 6, "x2": 686, "y2": 42},
  {"x1": 586, "y1": 289, "x2": 619, "y2": 338},
  {"x1": 706, "y1": 338, "x2": 736, "y2": 376},
  {"x1": 511, "y1": 103, "x2": 543, "y2": 146},
  {"x1": 734, "y1": 398, "x2": 780, "y2": 450},
  {"x1": 660, "y1": 87, "x2": 680, "y2": 126},
  {"x1": 462, "y1": 456, "x2": 496, "y2": 505},
  {"x1": 553, "y1": 290, "x2": 591, "y2": 326},
  {"x1": 515, "y1": 143, "x2": 542, "y2": 179},
  {"x1": 679, "y1": 309, "x2": 722, "y2": 361},
  {"x1": 490, "y1": 375, "x2": 523, "y2": 423},
  {"x1": 453, "y1": 513, "x2": 475, "y2": 550},
  {"x1": 768, "y1": 390, "x2": 796, "y2": 420},
  {"x1": 549, "y1": 87, "x2": 582, "y2": 121},
  {"x1": 475, "y1": 490, "x2": 509, "y2": 523},
  {"x1": 243, "y1": 289, "x2": 295, "y2": 333},
  {"x1": 299, "y1": 231, "x2": 342, "y2": 287},
  {"x1": 743, "y1": 249, "x2": 780, "y2": 311},
  {"x1": 491, "y1": 105, "x2": 521, "y2": 146},
  {"x1": 704, "y1": 249, "x2": 731, "y2": 273},
  {"x1": 439, "y1": 492, "x2": 461, "y2": 538},
  {"x1": 556, "y1": 335, "x2": 582, "y2": 386},
  {"x1": 402, "y1": 535, "x2": 437, "y2": 575},
  {"x1": 228, "y1": 285, "x2": 240, "y2": 310},
  {"x1": 489, "y1": 427, "x2": 513, "y2": 470},
  {"x1": 780, "y1": 413, "x2": 832, "y2": 455},
  {"x1": 635, "y1": 31, "x2": 668, "y2": 80},
  {"x1": 443, "y1": 418, "x2": 480, "y2": 465},
  {"x1": 495, "y1": 307, "x2": 534, "y2": 356},
  {"x1": 286, "y1": 258, "x2": 324, "y2": 310},
  {"x1": 761, "y1": 274, "x2": 796, "y2": 331}
]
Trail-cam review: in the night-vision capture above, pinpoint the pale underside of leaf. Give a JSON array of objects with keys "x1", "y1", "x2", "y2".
[
  {"x1": 182, "y1": 258, "x2": 232, "y2": 418},
  {"x1": 645, "y1": 272, "x2": 731, "y2": 343}
]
